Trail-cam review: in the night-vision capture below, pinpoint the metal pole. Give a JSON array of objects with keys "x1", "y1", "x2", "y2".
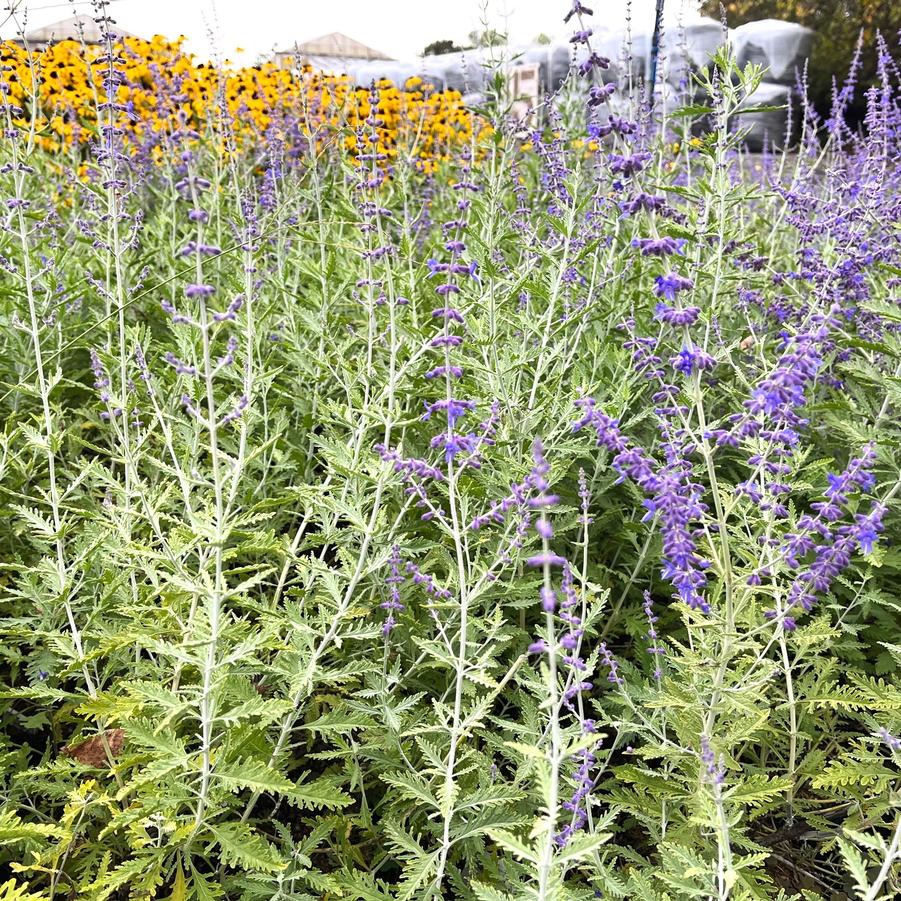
[{"x1": 649, "y1": 0, "x2": 665, "y2": 109}]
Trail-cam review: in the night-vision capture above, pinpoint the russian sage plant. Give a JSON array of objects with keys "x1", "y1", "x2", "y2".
[{"x1": 1, "y1": 2, "x2": 901, "y2": 899}]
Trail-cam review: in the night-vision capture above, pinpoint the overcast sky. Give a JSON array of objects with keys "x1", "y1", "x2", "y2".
[{"x1": 1, "y1": 0, "x2": 704, "y2": 63}]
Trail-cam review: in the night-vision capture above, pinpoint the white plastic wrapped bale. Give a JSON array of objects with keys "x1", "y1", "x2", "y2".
[
  {"x1": 416, "y1": 49, "x2": 494, "y2": 94},
  {"x1": 439, "y1": 42, "x2": 582, "y2": 97},
  {"x1": 681, "y1": 18, "x2": 725, "y2": 69},
  {"x1": 664, "y1": 17, "x2": 724, "y2": 86},
  {"x1": 290, "y1": 56, "x2": 408, "y2": 87},
  {"x1": 417, "y1": 44, "x2": 571, "y2": 99},
  {"x1": 732, "y1": 19, "x2": 813, "y2": 86},
  {"x1": 733, "y1": 81, "x2": 795, "y2": 150}
]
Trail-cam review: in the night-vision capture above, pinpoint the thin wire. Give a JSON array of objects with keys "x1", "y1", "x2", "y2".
[
  {"x1": 1, "y1": 0, "x2": 123, "y2": 39},
  {"x1": 9, "y1": 0, "x2": 123, "y2": 10}
]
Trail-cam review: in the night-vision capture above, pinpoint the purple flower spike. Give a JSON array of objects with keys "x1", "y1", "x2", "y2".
[
  {"x1": 609, "y1": 152, "x2": 651, "y2": 176},
  {"x1": 655, "y1": 303, "x2": 701, "y2": 327},
  {"x1": 569, "y1": 28, "x2": 593, "y2": 43},
  {"x1": 431, "y1": 306, "x2": 465, "y2": 323},
  {"x1": 671, "y1": 347, "x2": 716, "y2": 375},
  {"x1": 425, "y1": 365, "x2": 464, "y2": 380},
  {"x1": 540, "y1": 587, "x2": 557, "y2": 612},
  {"x1": 526, "y1": 552, "x2": 567, "y2": 568},
  {"x1": 213, "y1": 295, "x2": 244, "y2": 322},
  {"x1": 654, "y1": 273, "x2": 694, "y2": 301},
  {"x1": 578, "y1": 52, "x2": 610, "y2": 75},
  {"x1": 380, "y1": 545, "x2": 405, "y2": 636},
  {"x1": 599, "y1": 642, "x2": 623, "y2": 685},
  {"x1": 632, "y1": 236, "x2": 687, "y2": 257},
  {"x1": 587, "y1": 83, "x2": 615, "y2": 107},
  {"x1": 185, "y1": 283, "x2": 215, "y2": 298},
  {"x1": 573, "y1": 397, "x2": 710, "y2": 615},
  {"x1": 564, "y1": 1, "x2": 593, "y2": 22},
  {"x1": 700, "y1": 736, "x2": 725, "y2": 785},
  {"x1": 422, "y1": 398, "x2": 475, "y2": 428},
  {"x1": 430, "y1": 334, "x2": 464, "y2": 348},
  {"x1": 643, "y1": 591, "x2": 664, "y2": 680}
]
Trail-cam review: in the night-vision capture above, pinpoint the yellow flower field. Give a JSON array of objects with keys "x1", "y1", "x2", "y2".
[{"x1": 0, "y1": 35, "x2": 483, "y2": 166}]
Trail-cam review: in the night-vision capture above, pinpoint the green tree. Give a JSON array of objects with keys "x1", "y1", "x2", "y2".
[
  {"x1": 702, "y1": 0, "x2": 901, "y2": 125},
  {"x1": 422, "y1": 39, "x2": 464, "y2": 56}
]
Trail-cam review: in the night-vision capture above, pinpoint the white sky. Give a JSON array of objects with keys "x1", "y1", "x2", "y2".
[{"x1": 1, "y1": 0, "x2": 704, "y2": 64}]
